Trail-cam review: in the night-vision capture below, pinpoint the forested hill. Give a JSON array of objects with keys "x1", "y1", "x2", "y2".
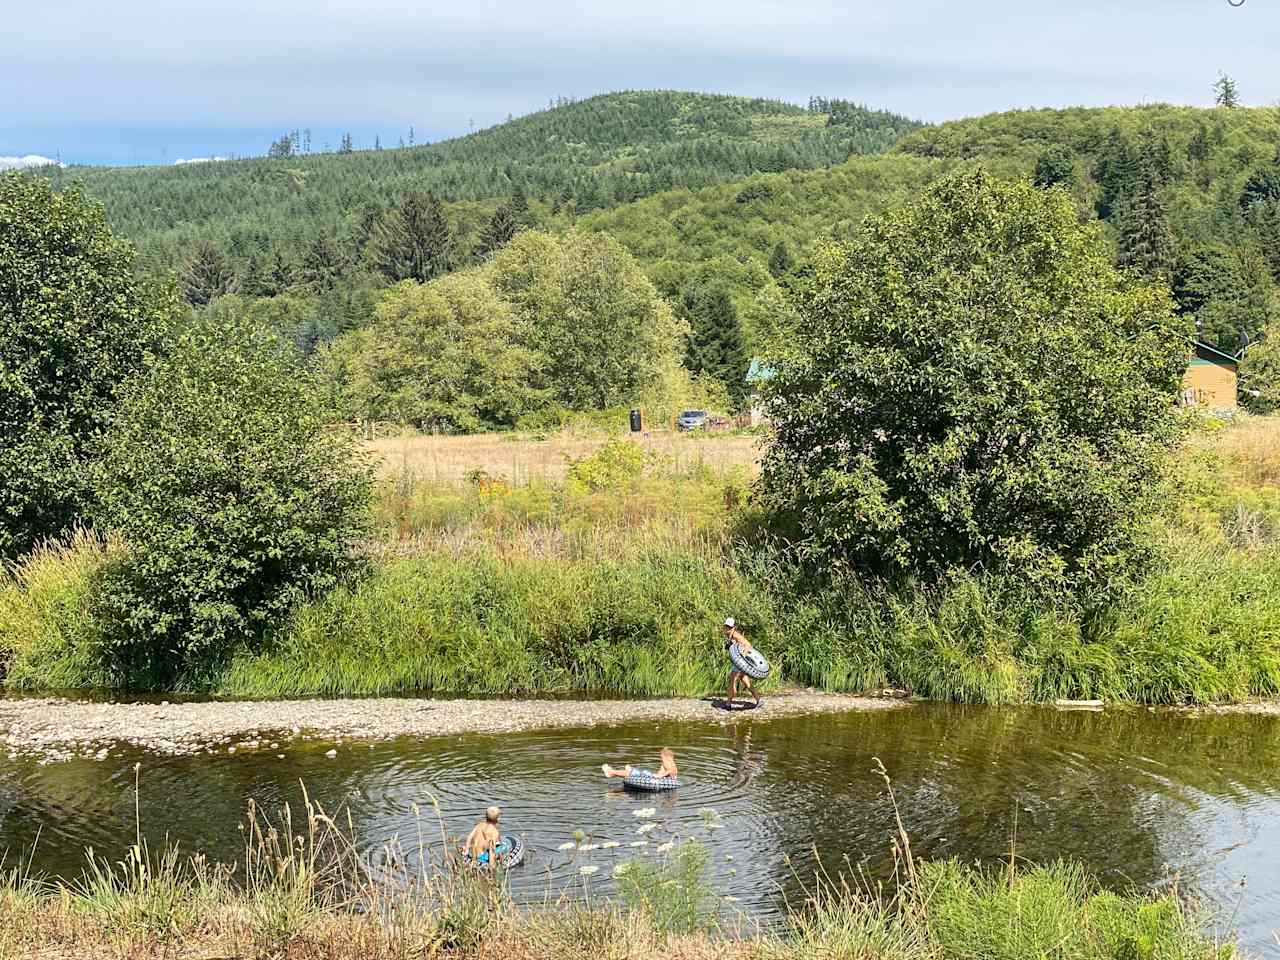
[
  {"x1": 42, "y1": 90, "x2": 919, "y2": 268},
  {"x1": 586, "y1": 104, "x2": 1280, "y2": 356}
]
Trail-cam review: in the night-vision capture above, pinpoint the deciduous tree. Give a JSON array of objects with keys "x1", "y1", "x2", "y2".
[
  {"x1": 0, "y1": 174, "x2": 178, "y2": 559},
  {"x1": 757, "y1": 169, "x2": 1189, "y2": 599}
]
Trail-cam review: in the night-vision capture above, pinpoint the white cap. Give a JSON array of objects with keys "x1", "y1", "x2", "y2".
[{"x1": 724, "y1": 617, "x2": 735, "y2": 628}]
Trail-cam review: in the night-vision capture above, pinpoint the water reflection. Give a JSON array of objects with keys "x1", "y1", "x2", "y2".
[{"x1": 1, "y1": 704, "x2": 1278, "y2": 951}]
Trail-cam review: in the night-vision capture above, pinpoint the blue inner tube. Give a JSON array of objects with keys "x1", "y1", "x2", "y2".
[
  {"x1": 729, "y1": 643, "x2": 770, "y2": 680},
  {"x1": 469, "y1": 835, "x2": 526, "y2": 867},
  {"x1": 623, "y1": 769, "x2": 680, "y2": 791}
]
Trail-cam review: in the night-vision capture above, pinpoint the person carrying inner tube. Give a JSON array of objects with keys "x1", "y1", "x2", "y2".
[
  {"x1": 462, "y1": 805, "x2": 503, "y2": 865},
  {"x1": 724, "y1": 617, "x2": 762, "y2": 707},
  {"x1": 602, "y1": 747, "x2": 678, "y2": 781}
]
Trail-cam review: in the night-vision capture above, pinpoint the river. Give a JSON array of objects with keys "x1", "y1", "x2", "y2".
[{"x1": 1, "y1": 703, "x2": 1277, "y2": 951}]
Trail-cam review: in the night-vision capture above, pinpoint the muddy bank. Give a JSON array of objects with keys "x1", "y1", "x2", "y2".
[{"x1": 0, "y1": 691, "x2": 901, "y2": 762}]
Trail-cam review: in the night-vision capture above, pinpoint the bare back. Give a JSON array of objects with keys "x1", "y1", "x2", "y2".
[{"x1": 464, "y1": 821, "x2": 501, "y2": 858}]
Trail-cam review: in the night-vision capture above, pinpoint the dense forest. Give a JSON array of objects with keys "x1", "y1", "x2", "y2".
[
  {"x1": 27, "y1": 93, "x2": 1280, "y2": 416},
  {"x1": 586, "y1": 103, "x2": 1280, "y2": 366},
  {"x1": 39, "y1": 91, "x2": 918, "y2": 273}
]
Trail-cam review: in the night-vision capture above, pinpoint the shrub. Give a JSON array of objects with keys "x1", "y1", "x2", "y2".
[
  {"x1": 0, "y1": 174, "x2": 177, "y2": 559},
  {"x1": 86, "y1": 311, "x2": 372, "y2": 687},
  {"x1": 566, "y1": 439, "x2": 650, "y2": 491},
  {"x1": 757, "y1": 168, "x2": 1190, "y2": 600}
]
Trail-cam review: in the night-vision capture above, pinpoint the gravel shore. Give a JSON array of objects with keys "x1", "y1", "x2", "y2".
[{"x1": 0, "y1": 691, "x2": 901, "y2": 762}]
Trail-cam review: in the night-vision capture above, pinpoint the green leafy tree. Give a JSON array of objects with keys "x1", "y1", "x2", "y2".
[
  {"x1": 323, "y1": 273, "x2": 548, "y2": 432},
  {"x1": 88, "y1": 311, "x2": 371, "y2": 686},
  {"x1": 757, "y1": 169, "x2": 1188, "y2": 599},
  {"x1": 768, "y1": 240, "x2": 795, "y2": 279},
  {"x1": 1213, "y1": 72, "x2": 1240, "y2": 109},
  {"x1": 741, "y1": 281, "x2": 798, "y2": 355},
  {"x1": 368, "y1": 192, "x2": 452, "y2": 282},
  {"x1": 181, "y1": 241, "x2": 235, "y2": 305},
  {"x1": 0, "y1": 174, "x2": 177, "y2": 559},
  {"x1": 1173, "y1": 243, "x2": 1278, "y2": 349},
  {"x1": 681, "y1": 282, "x2": 749, "y2": 406},
  {"x1": 490, "y1": 230, "x2": 685, "y2": 410},
  {"x1": 1240, "y1": 322, "x2": 1280, "y2": 412},
  {"x1": 473, "y1": 202, "x2": 518, "y2": 260},
  {"x1": 1033, "y1": 145, "x2": 1076, "y2": 189}
]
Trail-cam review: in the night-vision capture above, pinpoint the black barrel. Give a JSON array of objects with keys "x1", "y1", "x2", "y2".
[{"x1": 629, "y1": 409, "x2": 642, "y2": 432}]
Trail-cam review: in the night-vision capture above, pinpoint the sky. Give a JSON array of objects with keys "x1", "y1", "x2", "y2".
[{"x1": 1, "y1": 0, "x2": 1276, "y2": 167}]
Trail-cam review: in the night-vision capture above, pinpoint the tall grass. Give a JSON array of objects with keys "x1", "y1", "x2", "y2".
[
  {"x1": 5, "y1": 420, "x2": 1280, "y2": 704},
  {"x1": 0, "y1": 529, "x2": 116, "y2": 690}
]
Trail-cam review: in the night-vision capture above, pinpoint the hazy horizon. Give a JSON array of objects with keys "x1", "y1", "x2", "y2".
[{"x1": 2, "y1": 0, "x2": 1275, "y2": 168}]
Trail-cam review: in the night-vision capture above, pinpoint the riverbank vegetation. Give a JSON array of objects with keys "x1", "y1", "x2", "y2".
[
  {"x1": 0, "y1": 791, "x2": 1237, "y2": 959},
  {"x1": 5, "y1": 92, "x2": 1280, "y2": 704}
]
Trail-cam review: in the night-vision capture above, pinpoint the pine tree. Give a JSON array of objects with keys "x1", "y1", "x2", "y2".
[
  {"x1": 238, "y1": 253, "x2": 271, "y2": 297},
  {"x1": 368, "y1": 192, "x2": 452, "y2": 282},
  {"x1": 1213, "y1": 72, "x2": 1241, "y2": 108},
  {"x1": 682, "y1": 283, "x2": 749, "y2": 406},
  {"x1": 1093, "y1": 128, "x2": 1137, "y2": 220},
  {"x1": 181, "y1": 242, "x2": 235, "y2": 305},
  {"x1": 1117, "y1": 147, "x2": 1175, "y2": 280},
  {"x1": 339, "y1": 133, "x2": 353, "y2": 154},
  {"x1": 375, "y1": 135, "x2": 382, "y2": 151},
  {"x1": 408, "y1": 125, "x2": 415, "y2": 146},
  {"x1": 267, "y1": 249, "x2": 296, "y2": 293},
  {"x1": 509, "y1": 187, "x2": 532, "y2": 227},
  {"x1": 768, "y1": 240, "x2": 795, "y2": 279},
  {"x1": 473, "y1": 202, "x2": 518, "y2": 260},
  {"x1": 300, "y1": 235, "x2": 349, "y2": 290}
]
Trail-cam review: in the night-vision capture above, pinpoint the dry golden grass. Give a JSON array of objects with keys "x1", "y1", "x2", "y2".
[
  {"x1": 365, "y1": 430, "x2": 761, "y2": 485},
  {"x1": 1185, "y1": 415, "x2": 1280, "y2": 488}
]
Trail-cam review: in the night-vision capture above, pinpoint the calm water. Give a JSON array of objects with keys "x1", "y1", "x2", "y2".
[{"x1": 1, "y1": 703, "x2": 1278, "y2": 951}]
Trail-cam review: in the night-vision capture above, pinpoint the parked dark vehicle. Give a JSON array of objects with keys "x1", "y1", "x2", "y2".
[{"x1": 677, "y1": 410, "x2": 709, "y2": 431}]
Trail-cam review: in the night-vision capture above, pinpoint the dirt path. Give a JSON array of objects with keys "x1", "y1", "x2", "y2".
[{"x1": 0, "y1": 691, "x2": 902, "y2": 762}]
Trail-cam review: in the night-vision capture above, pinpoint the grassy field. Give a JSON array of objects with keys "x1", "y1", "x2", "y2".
[
  {"x1": 0, "y1": 788, "x2": 1237, "y2": 960},
  {"x1": 4, "y1": 417, "x2": 1280, "y2": 703},
  {"x1": 365, "y1": 429, "x2": 761, "y2": 485}
]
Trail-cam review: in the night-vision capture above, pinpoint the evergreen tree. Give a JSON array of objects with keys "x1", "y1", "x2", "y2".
[
  {"x1": 1188, "y1": 122, "x2": 1210, "y2": 162},
  {"x1": 510, "y1": 187, "x2": 532, "y2": 227},
  {"x1": 300, "y1": 235, "x2": 349, "y2": 290},
  {"x1": 339, "y1": 132, "x2": 353, "y2": 154},
  {"x1": 1034, "y1": 145, "x2": 1076, "y2": 189},
  {"x1": 1240, "y1": 164, "x2": 1280, "y2": 212},
  {"x1": 1117, "y1": 156, "x2": 1175, "y2": 280},
  {"x1": 368, "y1": 192, "x2": 452, "y2": 282},
  {"x1": 1093, "y1": 128, "x2": 1137, "y2": 220},
  {"x1": 768, "y1": 239, "x2": 795, "y2": 279},
  {"x1": 267, "y1": 249, "x2": 296, "y2": 293},
  {"x1": 473, "y1": 202, "x2": 518, "y2": 260},
  {"x1": 1213, "y1": 72, "x2": 1241, "y2": 108},
  {"x1": 682, "y1": 283, "x2": 749, "y2": 406},
  {"x1": 238, "y1": 253, "x2": 272, "y2": 297},
  {"x1": 181, "y1": 241, "x2": 235, "y2": 305}
]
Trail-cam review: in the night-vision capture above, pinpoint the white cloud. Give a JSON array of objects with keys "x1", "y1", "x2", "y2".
[
  {"x1": 0, "y1": 155, "x2": 63, "y2": 171},
  {"x1": 173, "y1": 156, "x2": 226, "y2": 164}
]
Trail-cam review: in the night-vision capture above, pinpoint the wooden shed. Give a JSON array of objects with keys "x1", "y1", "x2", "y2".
[{"x1": 1179, "y1": 340, "x2": 1239, "y2": 409}]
